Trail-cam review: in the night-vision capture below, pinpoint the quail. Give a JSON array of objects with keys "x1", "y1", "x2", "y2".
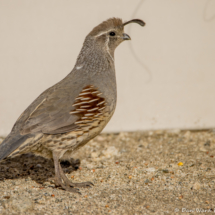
[{"x1": 0, "y1": 18, "x2": 145, "y2": 193}]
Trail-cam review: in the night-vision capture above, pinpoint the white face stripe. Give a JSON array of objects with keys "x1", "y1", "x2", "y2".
[
  {"x1": 105, "y1": 36, "x2": 113, "y2": 62},
  {"x1": 94, "y1": 29, "x2": 116, "y2": 38},
  {"x1": 94, "y1": 30, "x2": 108, "y2": 38}
]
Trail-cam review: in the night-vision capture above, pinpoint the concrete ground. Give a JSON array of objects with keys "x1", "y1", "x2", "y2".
[{"x1": 0, "y1": 130, "x2": 215, "y2": 214}]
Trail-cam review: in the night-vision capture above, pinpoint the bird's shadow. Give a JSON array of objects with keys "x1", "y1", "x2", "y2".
[{"x1": 0, "y1": 154, "x2": 80, "y2": 185}]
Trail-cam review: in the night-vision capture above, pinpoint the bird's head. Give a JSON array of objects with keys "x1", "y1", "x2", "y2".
[{"x1": 87, "y1": 18, "x2": 145, "y2": 58}]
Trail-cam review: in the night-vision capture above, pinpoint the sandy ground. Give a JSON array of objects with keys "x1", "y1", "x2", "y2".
[{"x1": 0, "y1": 130, "x2": 215, "y2": 214}]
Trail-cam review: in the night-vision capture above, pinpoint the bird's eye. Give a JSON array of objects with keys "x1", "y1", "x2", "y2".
[{"x1": 109, "y1": 32, "x2": 116, "y2": 36}]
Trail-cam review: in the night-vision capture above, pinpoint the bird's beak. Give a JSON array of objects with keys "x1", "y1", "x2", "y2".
[{"x1": 122, "y1": 33, "x2": 131, "y2": 40}]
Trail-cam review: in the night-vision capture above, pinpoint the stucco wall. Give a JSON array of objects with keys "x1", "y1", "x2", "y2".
[{"x1": 0, "y1": 0, "x2": 215, "y2": 135}]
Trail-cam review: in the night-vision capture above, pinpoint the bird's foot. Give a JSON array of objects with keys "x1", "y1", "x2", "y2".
[
  {"x1": 58, "y1": 184, "x2": 81, "y2": 194},
  {"x1": 54, "y1": 177, "x2": 81, "y2": 194},
  {"x1": 52, "y1": 151, "x2": 93, "y2": 194},
  {"x1": 59, "y1": 163, "x2": 94, "y2": 189}
]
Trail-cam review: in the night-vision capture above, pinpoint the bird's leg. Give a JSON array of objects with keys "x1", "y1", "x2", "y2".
[
  {"x1": 52, "y1": 151, "x2": 80, "y2": 193},
  {"x1": 59, "y1": 162, "x2": 94, "y2": 188},
  {"x1": 53, "y1": 152, "x2": 63, "y2": 187}
]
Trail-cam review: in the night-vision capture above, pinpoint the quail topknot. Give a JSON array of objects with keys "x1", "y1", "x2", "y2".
[{"x1": 0, "y1": 18, "x2": 145, "y2": 193}]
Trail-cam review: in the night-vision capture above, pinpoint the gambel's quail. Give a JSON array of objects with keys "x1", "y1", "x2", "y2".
[{"x1": 0, "y1": 18, "x2": 145, "y2": 193}]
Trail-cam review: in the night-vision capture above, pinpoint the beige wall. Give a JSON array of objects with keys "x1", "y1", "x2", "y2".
[{"x1": 0, "y1": 0, "x2": 215, "y2": 135}]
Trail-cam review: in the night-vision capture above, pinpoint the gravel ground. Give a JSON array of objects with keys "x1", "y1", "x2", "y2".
[{"x1": 0, "y1": 130, "x2": 215, "y2": 214}]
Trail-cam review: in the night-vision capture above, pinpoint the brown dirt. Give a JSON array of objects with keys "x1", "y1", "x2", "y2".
[{"x1": 0, "y1": 130, "x2": 215, "y2": 214}]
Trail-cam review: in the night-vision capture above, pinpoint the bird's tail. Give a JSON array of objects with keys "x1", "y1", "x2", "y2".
[{"x1": 0, "y1": 133, "x2": 32, "y2": 161}]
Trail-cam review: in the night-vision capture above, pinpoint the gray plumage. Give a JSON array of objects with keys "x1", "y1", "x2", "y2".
[{"x1": 0, "y1": 18, "x2": 145, "y2": 193}]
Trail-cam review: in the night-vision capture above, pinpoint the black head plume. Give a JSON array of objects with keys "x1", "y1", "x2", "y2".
[{"x1": 123, "y1": 19, "x2": 145, "y2": 27}]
